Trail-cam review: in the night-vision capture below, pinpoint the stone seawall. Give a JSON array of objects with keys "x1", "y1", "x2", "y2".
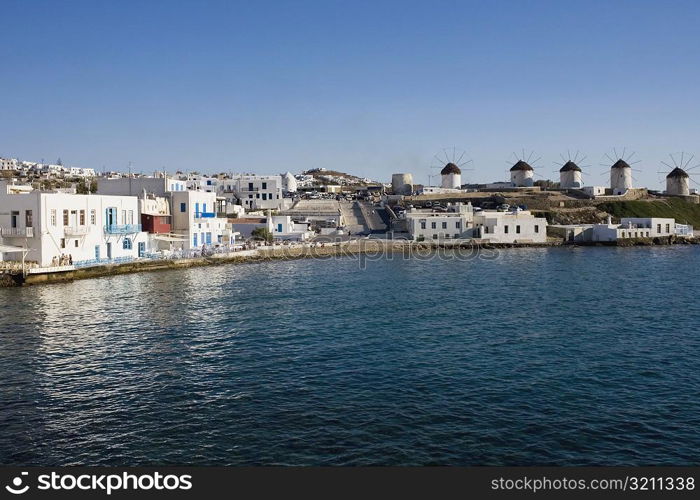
[{"x1": 1, "y1": 237, "x2": 694, "y2": 288}]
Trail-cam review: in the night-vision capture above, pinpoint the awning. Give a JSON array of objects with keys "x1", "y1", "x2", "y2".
[{"x1": 0, "y1": 244, "x2": 27, "y2": 253}]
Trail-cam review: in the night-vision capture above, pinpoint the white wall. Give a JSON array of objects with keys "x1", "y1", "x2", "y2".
[
  {"x1": 0, "y1": 191, "x2": 147, "y2": 266},
  {"x1": 171, "y1": 191, "x2": 228, "y2": 249},
  {"x1": 474, "y1": 210, "x2": 547, "y2": 243}
]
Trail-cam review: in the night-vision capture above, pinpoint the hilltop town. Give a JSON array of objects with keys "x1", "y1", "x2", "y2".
[{"x1": 1, "y1": 152, "x2": 698, "y2": 285}]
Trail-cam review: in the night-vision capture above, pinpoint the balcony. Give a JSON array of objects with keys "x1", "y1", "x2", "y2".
[
  {"x1": 104, "y1": 224, "x2": 142, "y2": 234},
  {"x1": 0, "y1": 227, "x2": 34, "y2": 237},
  {"x1": 64, "y1": 226, "x2": 90, "y2": 236},
  {"x1": 195, "y1": 212, "x2": 216, "y2": 219}
]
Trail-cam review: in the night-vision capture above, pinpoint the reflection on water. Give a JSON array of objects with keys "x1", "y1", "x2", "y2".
[{"x1": 1, "y1": 247, "x2": 699, "y2": 465}]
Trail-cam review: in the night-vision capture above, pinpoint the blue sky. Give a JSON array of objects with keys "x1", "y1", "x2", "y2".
[{"x1": 2, "y1": 0, "x2": 700, "y2": 187}]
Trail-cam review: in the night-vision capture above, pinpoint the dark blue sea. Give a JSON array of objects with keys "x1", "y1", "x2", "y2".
[{"x1": 1, "y1": 246, "x2": 699, "y2": 465}]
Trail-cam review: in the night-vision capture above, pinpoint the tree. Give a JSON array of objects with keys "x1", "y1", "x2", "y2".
[{"x1": 251, "y1": 227, "x2": 273, "y2": 243}]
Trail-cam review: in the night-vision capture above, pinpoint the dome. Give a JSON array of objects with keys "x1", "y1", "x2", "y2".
[
  {"x1": 667, "y1": 167, "x2": 689, "y2": 179},
  {"x1": 510, "y1": 160, "x2": 534, "y2": 171},
  {"x1": 611, "y1": 159, "x2": 631, "y2": 169},
  {"x1": 441, "y1": 163, "x2": 461, "y2": 175},
  {"x1": 560, "y1": 161, "x2": 582, "y2": 172}
]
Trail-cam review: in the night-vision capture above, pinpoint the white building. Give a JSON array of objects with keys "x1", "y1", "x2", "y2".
[
  {"x1": 218, "y1": 175, "x2": 284, "y2": 210},
  {"x1": 231, "y1": 214, "x2": 313, "y2": 241},
  {"x1": 97, "y1": 176, "x2": 187, "y2": 197},
  {"x1": 170, "y1": 191, "x2": 229, "y2": 249},
  {"x1": 0, "y1": 190, "x2": 147, "y2": 267},
  {"x1": 405, "y1": 203, "x2": 476, "y2": 240},
  {"x1": 0, "y1": 157, "x2": 19, "y2": 170},
  {"x1": 582, "y1": 186, "x2": 606, "y2": 197},
  {"x1": 550, "y1": 217, "x2": 691, "y2": 242},
  {"x1": 474, "y1": 209, "x2": 547, "y2": 243}
]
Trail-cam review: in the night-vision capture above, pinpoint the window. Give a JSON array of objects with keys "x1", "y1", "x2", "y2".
[
  {"x1": 432, "y1": 234, "x2": 438, "y2": 239},
  {"x1": 60, "y1": 238, "x2": 66, "y2": 249},
  {"x1": 79, "y1": 210, "x2": 85, "y2": 225},
  {"x1": 484, "y1": 226, "x2": 489, "y2": 234},
  {"x1": 11, "y1": 211, "x2": 19, "y2": 228},
  {"x1": 206, "y1": 180, "x2": 212, "y2": 185},
  {"x1": 180, "y1": 203, "x2": 186, "y2": 212},
  {"x1": 90, "y1": 209, "x2": 96, "y2": 225},
  {"x1": 657, "y1": 223, "x2": 661, "y2": 233},
  {"x1": 128, "y1": 210, "x2": 134, "y2": 224},
  {"x1": 534, "y1": 225, "x2": 539, "y2": 233},
  {"x1": 504, "y1": 225, "x2": 509, "y2": 234},
  {"x1": 456, "y1": 221, "x2": 461, "y2": 229},
  {"x1": 621, "y1": 231, "x2": 625, "y2": 238},
  {"x1": 665, "y1": 224, "x2": 670, "y2": 233},
  {"x1": 442, "y1": 222, "x2": 447, "y2": 229},
  {"x1": 25, "y1": 210, "x2": 33, "y2": 228},
  {"x1": 248, "y1": 182, "x2": 254, "y2": 191},
  {"x1": 75, "y1": 240, "x2": 79, "y2": 248},
  {"x1": 123, "y1": 238, "x2": 132, "y2": 250},
  {"x1": 431, "y1": 222, "x2": 436, "y2": 229},
  {"x1": 63, "y1": 210, "x2": 69, "y2": 226},
  {"x1": 454, "y1": 234, "x2": 459, "y2": 238},
  {"x1": 262, "y1": 193, "x2": 267, "y2": 200},
  {"x1": 256, "y1": 193, "x2": 260, "y2": 198},
  {"x1": 262, "y1": 182, "x2": 267, "y2": 189},
  {"x1": 50, "y1": 209, "x2": 57, "y2": 226},
  {"x1": 516, "y1": 225, "x2": 521, "y2": 234},
  {"x1": 420, "y1": 221, "x2": 426, "y2": 229}
]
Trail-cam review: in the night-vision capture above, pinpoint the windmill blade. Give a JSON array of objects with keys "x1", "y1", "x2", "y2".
[
  {"x1": 531, "y1": 156, "x2": 542, "y2": 165},
  {"x1": 683, "y1": 154, "x2": 695, "y2": 169},
  {"x1": 456, "y1": 150, "x2": 466, "y2": 165},
  {"x1": 559, "y1": 153, "x2": 567, "y2": 163},
  {"x1": 661, "y1": 161, "x2": 675, "y2": 170},
  {"x1": 604, "y1": 153, "x2": 615, "y2": 164},
  {"x1": 627, "y1": 151, "x2": 636, "y2": 162}
]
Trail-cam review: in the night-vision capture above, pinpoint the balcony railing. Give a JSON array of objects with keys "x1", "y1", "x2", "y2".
[
  {"x1": 0, "y1": 227, "x2": 34, "y2": 237},
  {"x1": 64, "y1": 226, "x2": 90, "y2": 236},
  {"x1": 103, "y1": 224, "x2": 142, "y2": 234},
  {"x1": 195, "y1": 212, "x2": 216, "y2": 218}
]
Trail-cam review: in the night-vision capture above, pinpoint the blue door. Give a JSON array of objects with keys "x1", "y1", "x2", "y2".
[
  {"x1": 193, "y1": 233, "x2": 198, "y2": 247},
  {"x1": 206, "y1": 232, "x2": 212, "y2": 244},
  {"x1": 277, "y1": 223, "x2": 283, "y2": 233},
  {"x1": 95, "y1": 245, "x2": 100, "y2": 260},
  {"x1": 138, "y1": 242, "x2": 145, "y2": 258},
  {"x1": 195, "y1": 202, "x2": 200, "y2": 217}
]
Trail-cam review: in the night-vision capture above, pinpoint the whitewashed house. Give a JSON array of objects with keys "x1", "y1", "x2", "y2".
[
  {"x1": 473, "y1": 209, "x2": 547, "y2": 243},
  {"x1": 97, "y1": 176, "x2": 187, "y2": 197},
  {"x1": 170, "y1": 191, "x2": 229, "y2": 249},
  {"x1": 0, "y1": 190, "x2": 147, "y2": 267},
  {"x1": 219, "y1": 175, "x2": 284, "y2": 210},
  {"x1": 405, "y1": 203, "x2": 476, "y2": 240}
]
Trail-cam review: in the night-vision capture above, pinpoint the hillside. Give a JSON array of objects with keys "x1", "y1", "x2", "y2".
[{"x1": 596, "y1": 199, "x2": 700, "y2": 227}]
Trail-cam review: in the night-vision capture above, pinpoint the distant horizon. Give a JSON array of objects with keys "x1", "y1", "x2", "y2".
[{"x1": 3, "y1": 0, "x2": 700, "y2": 188}]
